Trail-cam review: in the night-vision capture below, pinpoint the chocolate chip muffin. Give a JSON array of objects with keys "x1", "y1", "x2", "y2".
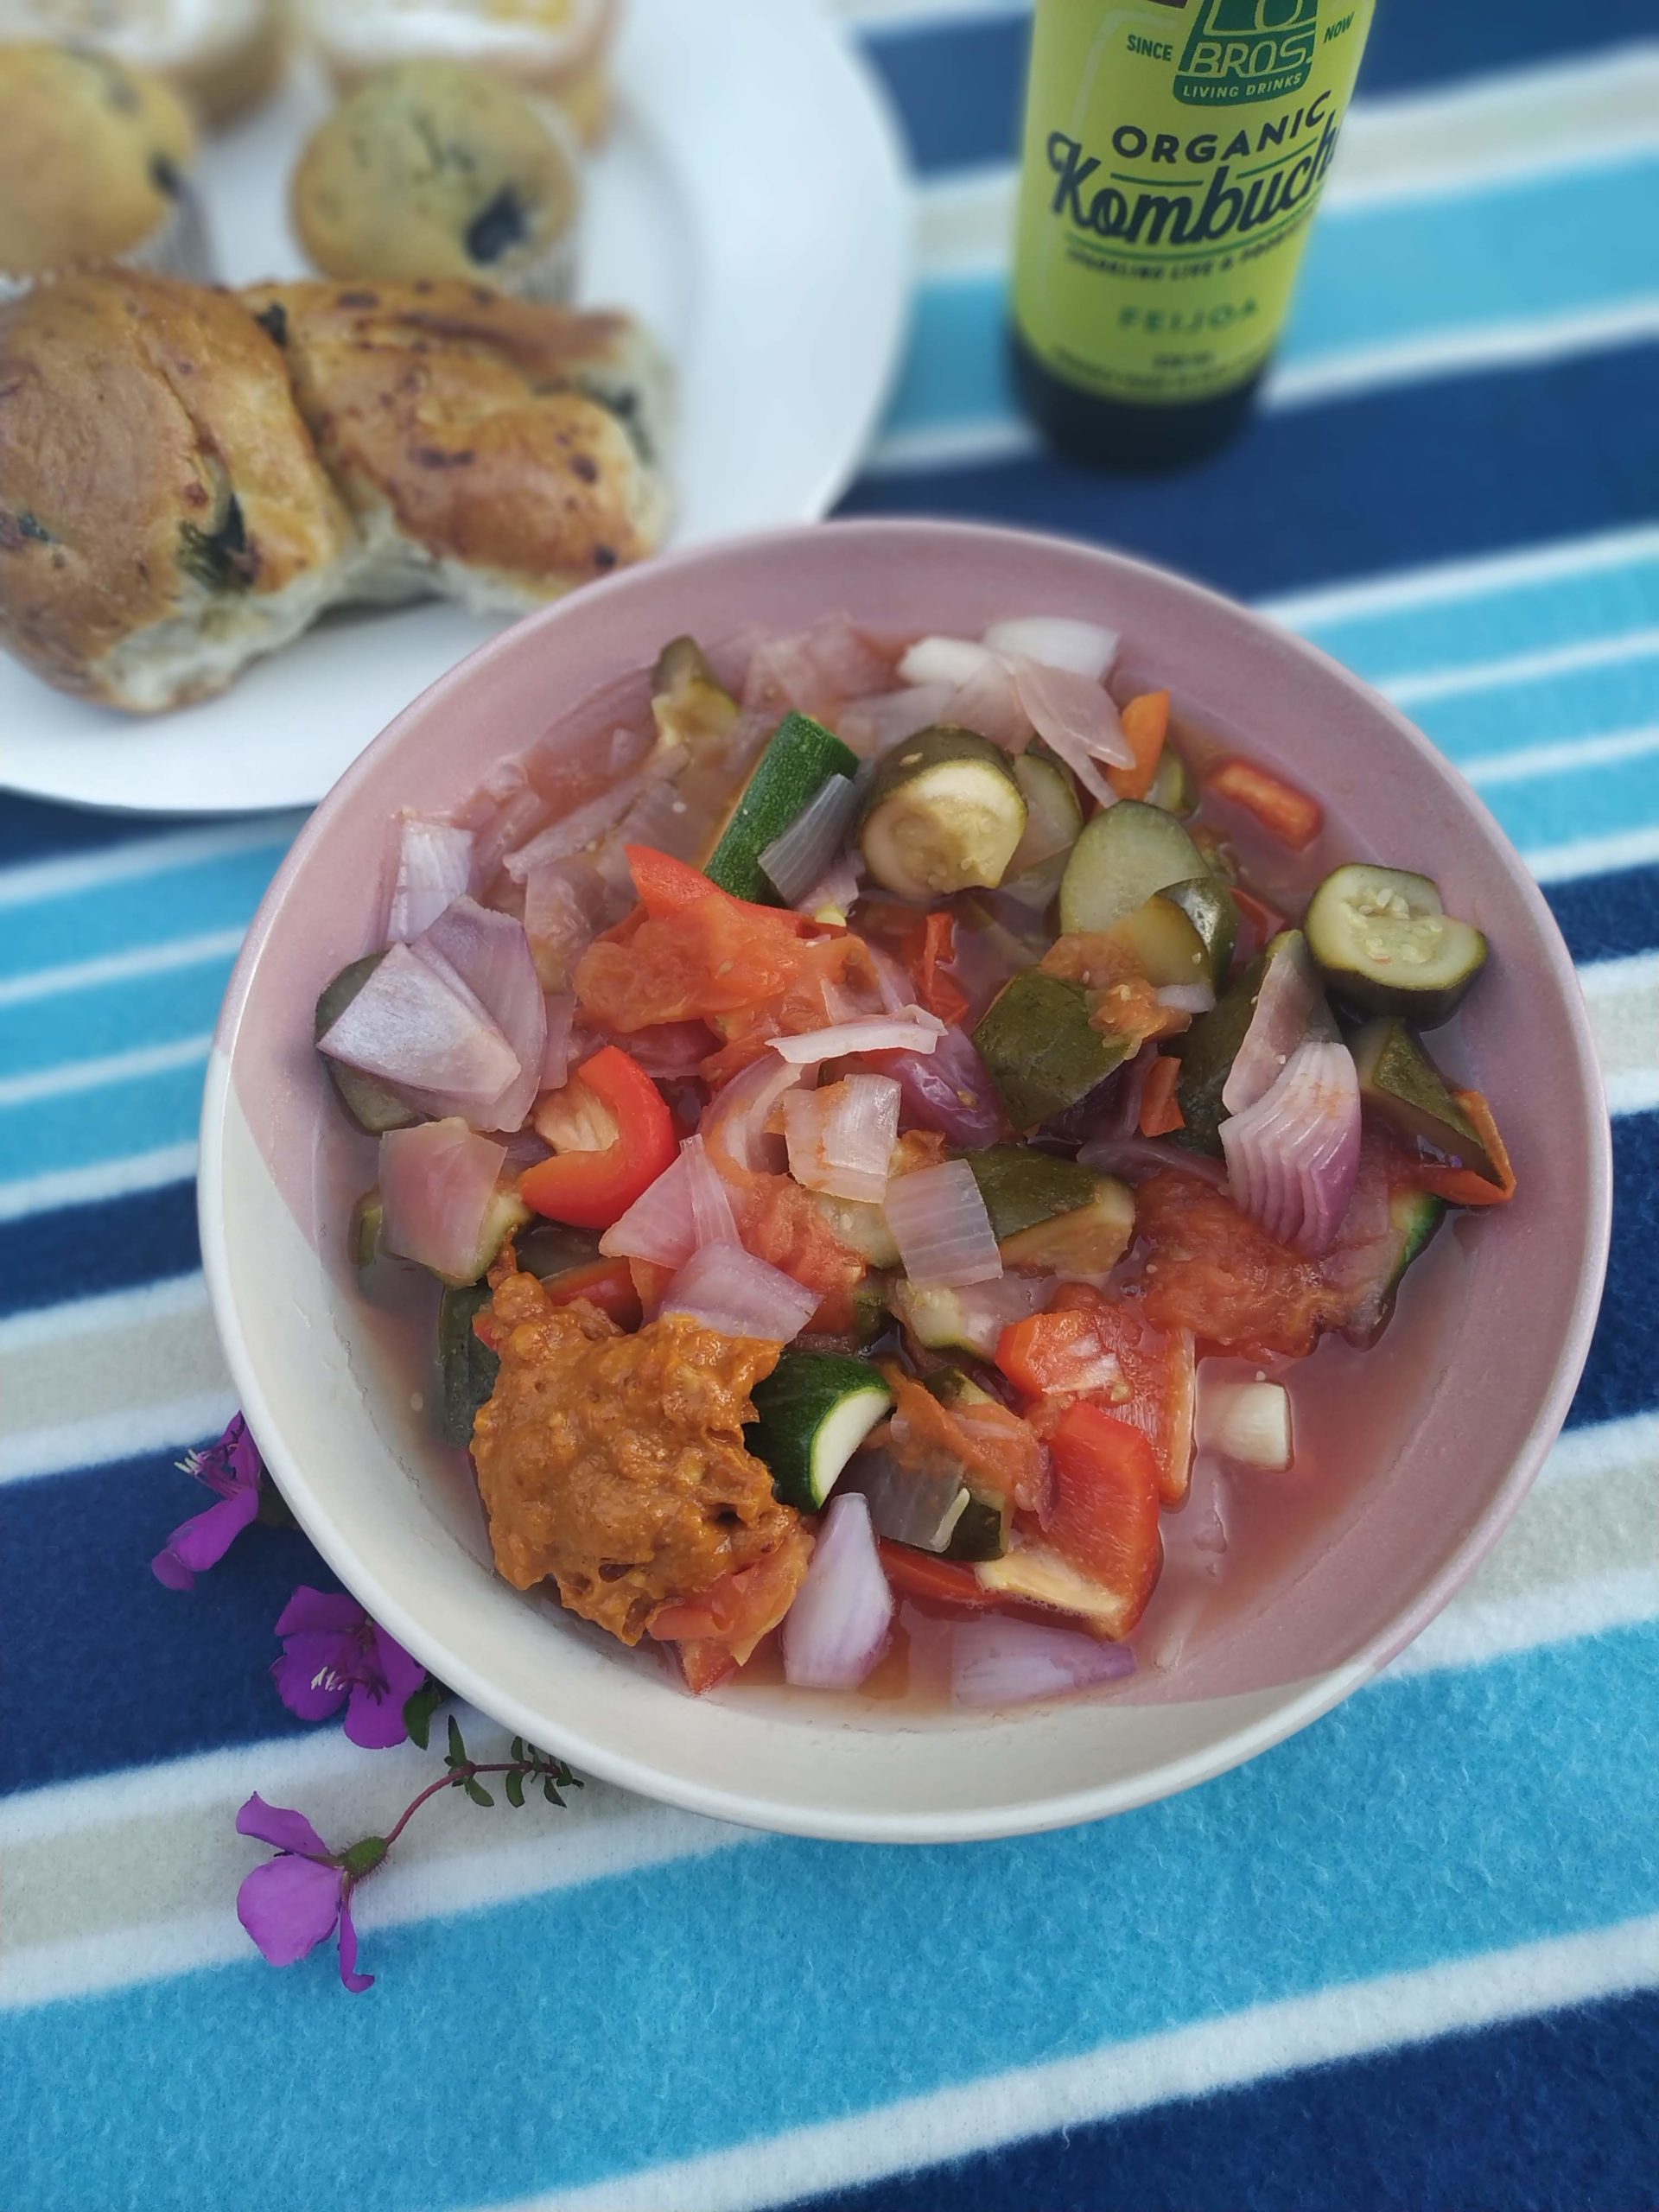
[
  {"x1": 292, "y1": 60, "x2": 581, "y2": 302},
  {"x1": 0, "y1": 43, "x2": 209, "y2": 290}
]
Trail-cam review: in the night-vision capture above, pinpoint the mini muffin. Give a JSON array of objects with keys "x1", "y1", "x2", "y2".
[
  {"x1": 0, "y1": 270, "x2": 355, "y2": 709},
  {"x1": 0, "y1": 0, "x2": 284, "y2": 125},
  {"x1": 292, "y1": 61, "x2": 581, "y2": 301},
  {"x1": 296, "y1": 0, "x2": 617, "y2": 147},
  {"x1": 0, "y1": 44, "x2": 209, "y2": 292},
  {"x1": 245, "y1": 277, "x2": 671, "y2": 611}
]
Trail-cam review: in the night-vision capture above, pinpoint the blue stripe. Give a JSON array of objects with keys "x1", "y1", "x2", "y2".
[
  {"x1": 0, "y1": 1053, "x2": 208, "y2": 1182},
  {"x1": 798, "y1": 1985, "x2": 1659, "y2": 2212},
  {"x1": 0, "y1": 1180, "x2": 199, "y2": 1319},
  {"x1": 2, "y1": 1625, "x2": 1656, "y2": 2209},
  {"x1": 884, "y1": 158, "x2": 1659, "y2": 443},
  {"x1": 0, "y1": 842, "x2": 286, "y2": 982},
  {"x1": 0, "y1": 1445, "x2": 330, "y2": 1796},
  {"x1": 0, "y1": 793, "x2": 230, "y2": 868},
  {"x1": 1567, "y1": 1110, "x2": 1656, "y2": 1433},
  {"x1": 0, "y1": 953, "x2": 236, "y2": 1077},
  {"x1": 839, "y1": 341, "x2": 1659, "y2": 604},
  {"x1": 858, "y1": 0, "x2": 1659, "y2": 176},
  {"x1": 1409, "y1": 649, "x2": 1659, "y2": 764},
  {"x1": 1477, "y1": 747, "x2": 1659, "y2": 852},
  {"x1": 1546, "y1": 861, "x2": 1659, "y2": 965}
]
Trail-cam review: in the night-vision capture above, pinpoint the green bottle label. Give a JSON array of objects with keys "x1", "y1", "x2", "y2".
[{"x1": 1014, "y1": 0, "x2": 1375, "y2": 408}]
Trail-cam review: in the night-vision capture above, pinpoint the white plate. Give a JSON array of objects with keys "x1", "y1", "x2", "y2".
[{"x1": 0, "y1": 0, "x2": 910, "y2": 815}]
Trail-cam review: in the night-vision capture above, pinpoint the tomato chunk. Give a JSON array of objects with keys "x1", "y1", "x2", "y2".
[
  {"x1": 997, "y1": 1292, "x2": 1194, "y2": 1505},
  {"x1": 1045, "y1": 1403, "x2": 1162, "y2": 1636},
  {"x1": 537, "y1": 1256, "x2": 644, "y2": 1331}
]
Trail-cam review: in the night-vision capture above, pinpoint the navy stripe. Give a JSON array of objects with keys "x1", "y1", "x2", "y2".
[
  {"x1": 794, "y1": 1984, "x2": 1659, "y2": 2212},
  {"x1": 860, "y1": 0, "x2": 1659, "y2": 177},
  {"x1": 0, "y1": 1179, "x2": 199, "y2": 1319},
  {"x1": 0, "y1": 793, "x2": 223, "y2": 869},
  {"x1": 0, "y1": 1445, "x2": 330, "y2": 1796},
  {"x1": 1567, "y1": 1109, "x2": 1656, "y2": 1433},
  {"x1": 840, "y1": 341, "x2": 1659, "y2": 606},
  {"x1": 1547, "y1": 864, "x2": 1659, "y2": 969}
]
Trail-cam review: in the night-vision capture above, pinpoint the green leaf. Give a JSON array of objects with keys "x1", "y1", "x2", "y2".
[
  {"x1": 543, "y1": 1776, "x2": 564, "y2": 1807},
  {"x1": 464, "y1": 1778, "x2": 494, "y2": 1808},
  {"x1": 445, "y1": 1714, "x2": 466, "y2": 1770},
  {"x1": 510, "y1": 1737, "x2": 524, "y2": 1764},
  {"x1": 505, "y1": 1770, "x2": 525, "y2": 1808},
  {"x1": 403, "y1": 1678, "x2": 446, "y2": 1751}
]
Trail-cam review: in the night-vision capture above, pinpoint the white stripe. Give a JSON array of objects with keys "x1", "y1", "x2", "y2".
[
  {"x1": 0, "y1": 927, "x2": 244, "y2": 1010},
  {"x1": 0, "y1": 1388, "x2": 236, "y2": 1485},
  {"x1": 0, "y1": 1031, "x2": 212, "y2": 1109},
  {"x1": 494, "y1": 1916, "x2": 1659, "y2": 2212},
  {"x1": 1534, "y1": 1409, "x2": 1659, "y2": 1494},
  {"x1": 1260, "y1": 524, "x2": 1659, "y2": 633},
  {"x1": 1605, "y1": 1065, "x2": 1659, "y2": 1116},
  {"x1": 1390, "y1": 1566, "x2": 1659, "y2": 1681},
  {"x1": 865, "y1": 417, "x2": 1038, "y2": 476},
  {"x1": 1524, "y1": 823, "x2": 1659, "y2": 884},
  {"x1": 1382, "y1": 626, "x2": 1659, "y2": 709},
  {"x1": 1465, "y1": 722, "x2": 1659, "y2": 790},
  {"x1": 0, "y1": 818, "x2": 296, "y2": 911},
  {"x1": 0, "y1": 1139, "x2": 198, "y2": 1224},
  {"x1": 0, "y1": 1269, "x2": 207, "y2": 1354}
]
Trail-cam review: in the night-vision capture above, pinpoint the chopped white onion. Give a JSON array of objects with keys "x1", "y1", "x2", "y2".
[
  {"x1": 951, "y1": 1616, "x2": 1135, "y2": 1708},
  {"x1": 837, "y1": 683, "x2": 957, "y2": 758},
  {"x1": 683, "y1": 1133, "x2": 739, "y2": 1246},
  {"x1": 385, "y1": 817, "x2": 474, "y2": 943},
  {"x1": 540, "y1": 995, "x2": 576, "y2": 1090},
  {"x1": 772, "y1": 1008, "x2": 945, "y2": 1064},
  {"x1": 1223, "y1": 933, "x2": 1320, "y2": 1115},
  {"x1": 378, "y1": 1120, "x2": 508, "y2": 1283},
  {"x1": 944, "y1": 656, "x2": 1033, "y2": 752},
  {"x1": 1196, "y1": 1374, "x2": 1293, "y2": 1471},
  {"x1": 702, "y1": 1050, "x2": 811, "y2": 1175},
  {"x1": 781, "y1": 1493, "x2": 894, "y2": 1691},
  {"x1": 1221, "y1": 1036, "x2": 1362, "y2": 1257},
  {"x1": 600, "y1": 1150, "x2": 695, "y2": 1268},
  {"x1": 520, "y1": 855, "x2": 624, "y2": 990},
  {"x1": 782, "y1": 1074, "x2": 902, "y2": 1204},
  {"x1": 846, "y1": 1451, "x2": 968, "y2": 1554},
  {"x1": 883, "y1": 1158, "x2": 1003, "y2": 1288},
  {"x1": 796, "y1": 849, "x2": 864, "y2": 920},
  {"x1": 317, "y1": 942, "x2": 518, "y2": 1122},
  {"x1": 758, "y1": 772, "x2": 862, "y2": 904},
  {"x1": 1156, "y1": 982, "x2": 1217, "y2": 1016},
  {"x1": 1009, "y1": 657, "x2": 1135, "y2": 780},
  {"x1": 898, "y1": 635, "x2": 995, "y2": 690},
  {"x1": 412, "y1": 898, "x2": 544, "y2": 1132},
  {"x1": 658, "y1": 1240, "x2": 819, "y2": 1343},
  {"x1": 982, "y1": 616, "x2": 1119, "y2": 683}
]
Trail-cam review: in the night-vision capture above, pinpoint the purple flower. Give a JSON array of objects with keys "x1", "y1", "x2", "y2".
[
  {"x1": 271, "y1": 1586, "x2": 426, "y2": 1750},
  {"x1": 234, "y1": 1793, "x2": 378, "y2": 1993},
  {"x1": 152, "y1": 1414, "x2": 265, "y2": 1590}
]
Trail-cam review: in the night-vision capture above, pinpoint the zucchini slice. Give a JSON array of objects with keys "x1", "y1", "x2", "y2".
[
  {"x1": 651, "y1": 635, "x2": 740, "y2": 753},
  {"x1": 1342, "y1": 1183, "x2": 1446, "y2": 1347},
  {"x1": 1147, "y1": 743, "x2": 1197, "y2": 817},
  {"x1": 1173, "y1": 950, "x2": 1269, "y2": 1156},
  {"x1": 315, "y1": 955, "x2": 420, "y2": 1135},
  {"x1": 977, "y1": 1541, "x2": 1145, "y2": 1637},
  {"x1": 1007, "y1": 747, "x2": 1083, "y2": 877},
  {"x1": 1058, "y1": 798, "x2": 1209, "y2": 937},
  {"x1": 1350, "y1": 1018, "x2": 1502, "y2": 1182},
  {"x1": 350, "y1": 1189, "x2": 384, "y2": 1269},
  {"x1": 436, "y1": 1281, "x2": 498, "y2": 1447},
  {"x1": 962, "y1": 1145, "x2": 1101, "y2": 1243},
  {"x1": 889, "y1": 1281, "x2": 995, "y2": 1357},
  {"x1": 747, "y1": 1351, "x2": 893, "y2": 1510},
  {"x1": 1306, "y1": 863, "x2": 1487, "y2": 1027},
  {"x1": 859, "y1": 725, "x2": 1027, "y2": 899},
  {"x1": 1096, "y1": 893, "x2": 1212, "y2": 988},
  {"x1": 1161, "y1": 875, "x2": 1240, "y2": 989},
  {"x1": 703, "y1": 710, "x2": 859, "y2": 904},
  {"x1": 810, "y1": 1192, "x2": 901, "y2": 1269},
  {"x1": 972, "y1": 969, "x2": 1132, "y2": 1133},
  {"x1": 1000, "y1": 1178, "x2": 1135, "y2": 1276},
  {"x1": 945, "y1": 1491, "x2": 1012, "y2": 1563}
]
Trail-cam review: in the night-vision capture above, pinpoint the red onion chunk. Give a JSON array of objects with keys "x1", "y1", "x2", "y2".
[
  {"x1": 412, "y1": 898, "x2": 544, "y2": 1132},
  {"x1": 658, "y1": 1240, "x2": 819, "y2": 1343},
  {"x1": 944, "y1": 654, "x2": 1033, "y2": 752},
  {"x1": 982, "y1": 616, "x2": 1119, "y2": 683},
  {"x1": 782, "y1": 1074, "x2": 902, "y2": 1204},
  {"x1": 884, "y1": 1158, "x2": 1003, "y2": 1288},
  {"x1": 868, "y1": 1027, "x2": 1005, "y2": 1147},
  {"x1": 836, "y1": 683, "x2": 956, "y2": 757},
  {"x1": 772, "y1": 1008, "x2": 944, "y2": 1064},
  {"x1": 702, "y1": 1050, "x2": 810, "y2": 1175},
  {"x1": 682, "y1": 1133, "x2": 739, "y2": 1245},
  {"x1": 898, "y1": 635, "x2": 995, "y2": 690},
  {"x1": 539, "y1": 995, "x2": 576, "y2": 1091},
  {"x1": 1078, "y1": 1134, "x2": 1230, "y2": 1188},
  {"x1": 317, "y1": 942, "x2": 519, "y2": 1120},
  {"x1": 601, "y1": 1135, "x2": 734, "y2": 1268},
  {"x1": 1010, "y1": 657, "x2": 1135, "y2": 786},
  {"x1": 743, "y1": 615, "x2": 893, "y2": 725},
  {"x1": 781, "y1": 1493, "x2": 893, "y2": 1691},
  {"x1": 1223, "y1": 933, "x2": 1320, "y2": 1115},
  {"x1": 951, "y1": 1615, "x2": 1135, "y2": 1708},
  {"x1": 385, "y1": 817, "x2": 474, "y2": 943},
  {"x1": 1220, "y1": 1037, "x2": 1361, "y2": 1255},
  {"x1": 378, "y1": 1120, "x2": 508, "y2": 1282},
  {"x1": 1195, "y1": 1372, "x2": 1294, "y2": 1471},
  {"x1": 502, "y1": 763, "x2": 658, "y2": 882},
  {"x1": 622, "y1": 1020, "x2": 717, "y2": 1079},
  {"x1": 520, "y1": 855, "x2": 624, "y2": 989}
]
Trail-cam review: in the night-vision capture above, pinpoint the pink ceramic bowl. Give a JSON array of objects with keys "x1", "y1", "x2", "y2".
[{"x1": 200, "y1": 519, "x2": 1611, "y2": 1841}]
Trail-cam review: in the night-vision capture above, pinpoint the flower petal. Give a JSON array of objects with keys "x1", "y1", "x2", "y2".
[
  {"x1": 271, "y1": 1631, "x2": 353, "y2": 1722},
  {"x1": 237, "y1": 1853, "x2": 344, "y2": 1968},
  {"x1": 341, "y1": 1630, "x2": 429, "y2": 1750},
  {"x1": 223, "y1": 1414, "x2": 264, "y2": 1491},
  {"x1": 150, "y1": 1488, "x2": 261, "y2": 1590},
  {"x1": 274, "y1": 1585, "x2": 365, "y2": 1638},
  {"x1": 235, "y1": 1792, "x2": 332, "y2": 1858},
  {"x1": 335, "y1": 1892, "x2": 374, "y2": 1993}
]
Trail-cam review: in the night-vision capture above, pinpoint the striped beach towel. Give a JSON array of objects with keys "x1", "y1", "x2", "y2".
[{"x1": 3, "y1": 2, "x2": 1656, "y2": 2204}]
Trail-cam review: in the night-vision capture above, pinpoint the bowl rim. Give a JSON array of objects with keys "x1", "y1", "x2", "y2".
[{"x1": 199, "y1": 516, "x2": 1613, "y2": 1843}]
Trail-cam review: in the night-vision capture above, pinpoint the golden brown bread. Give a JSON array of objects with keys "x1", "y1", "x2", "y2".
[
  {"x1": 0, "y1": 270, "x2": 354, "y2": 709},
  {"x1": 245, "y1": 278, "x2": 671, "y2": 613}
]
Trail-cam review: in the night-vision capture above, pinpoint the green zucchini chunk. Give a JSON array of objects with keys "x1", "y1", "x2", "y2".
[
  {"x1": 747, "y1": 1351, "x2": 893, "y2": 1510},
  {"x1": 859, "y1": 725, "x2": 1027, "y2": 899},
  {"x1": 703, "y1": 710, "x2": 859, "y2": 904},
  {"x1": 315, "y1": 954, "x2": 420, "y2": 1135},
  {"x1": 972, "y1": 969, "x2": 1132, "y2": 1133},
  {"x1": 1306, "y1": 863, "x2": 1487, "y2": 1027},
  {"x1": 1058, "y1": 798, "x2": 1209, "y2": 937}
]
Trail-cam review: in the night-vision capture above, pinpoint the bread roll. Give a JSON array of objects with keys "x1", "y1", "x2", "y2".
[
  {"x1": 245, "y1": 278, "x2": 671, "y2": 614},
  {"x1": 0, "y1": 271, "x2": 353, "y2": 709}
]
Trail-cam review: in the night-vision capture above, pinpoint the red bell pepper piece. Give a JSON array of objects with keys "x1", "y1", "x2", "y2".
[
  {"x1": 518, "y1": 1046, "x2": 676, "y2": 1230},
  {"x1": 1206, "y1": 760, "x2": 1323, "y2": 852},
  {"x1": 626, "y1": 844, "x2": 814, "y2": 933},
  {"x1": 1138, "y1": 1052, "x2": 1185, "y2": 1137},
  {"x1": 876, "y1": 1540, "x2": 998, "y2": 1613},
  {"x1": 1045, "y1": 1402, "x2": 1162, "y2": 1634},
  {"x1": 537, "y1": 1255, "x2": 645, "y2": 1330}
]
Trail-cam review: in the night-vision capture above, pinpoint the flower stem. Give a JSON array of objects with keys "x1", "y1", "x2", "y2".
[{"x1": 378, "y1": 1762, "x2": 536, "y2": 1852}]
